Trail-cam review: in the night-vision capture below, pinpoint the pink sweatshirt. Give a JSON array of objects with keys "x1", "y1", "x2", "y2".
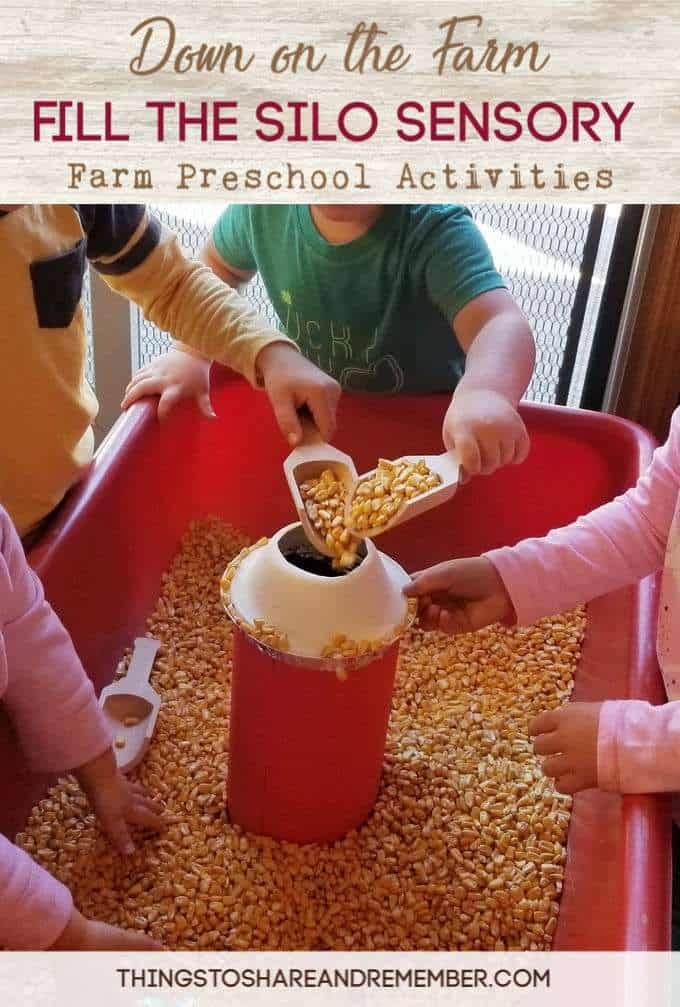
[
  {"x1": 487, "y1": 408, "x2": 680, "y2": 796},
  {"x1": 0, "y1": 506, "x2": 111, "y2": 949}
]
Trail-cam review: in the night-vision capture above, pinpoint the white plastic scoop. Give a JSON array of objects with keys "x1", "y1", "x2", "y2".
[
  {"x1": 99, "y1": 637, "x2": 162, "y2": 774},
  {"x1": 283, "y1": 412, "x2": 359, "y2": 559},
  {"x1": 346, "y1": 452, "x2": 460, "y2": 540}
]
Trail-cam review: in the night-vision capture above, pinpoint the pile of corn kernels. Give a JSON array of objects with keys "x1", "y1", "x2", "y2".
[
  {"x1": 349, "y1": 458, "x2": 442, "y2": 533},
  {"x1": 17, "y1": 518, "x2": 585, "y2": 951}
]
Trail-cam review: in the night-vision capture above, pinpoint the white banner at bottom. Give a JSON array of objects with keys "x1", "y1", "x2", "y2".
[{"x1": 0, "y1": 952, "x2": 677, "y2": 1007}]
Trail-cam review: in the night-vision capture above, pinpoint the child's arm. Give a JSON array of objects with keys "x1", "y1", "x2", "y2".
[
  {"x1": 1, "y1": 509, "x2": 164, "y2": 842},
  {"x1": 0, "y1": 833, "x2": 73, "y2": 949},
  {"x1": 201, "y1": 238, "x2": 255, "y2": 288},
  {"x1": 0, "y1": 510, "x2": 164, "y2": 947},
  {"x1": 81, "y1": 206, "x2": 289, "y2": 387},
  {"x1": 121, "y1": 340, "x2": 341, "y2": 445},
  {"x1": 529, "y1": 700, "x2": 680, "y2": 795},
  {"x1": 487, "y1": 413, "x2": 677, "y2": 625},
  {"x1": 598, "y1": 700, "x2": 680, "y2": 792},
  {"x1": 407, "y1": 410, "x2": 679, "y2": 631},
  {"x1": 420, "y1": 207, "x2": 534, "y2": 475},
  {"x1": 1, "y1": 511, "x2": 111, "y2": 770},
  {"x1": 121, "y1": 237, "x2": 252, "y2": 421},
  {"x1": 101, "y1": 208, "x2": 341, "y2": 443},
  {"x1": 445, "y1": 288, "x2": 535, "y2": 476},
  {"x1": 0, "y1": 836, "x2": 161, "y2": 949}
]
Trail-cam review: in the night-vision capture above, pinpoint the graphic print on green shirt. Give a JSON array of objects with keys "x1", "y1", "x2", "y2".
[{"x1": 212, "y1": 205, "x2": 506, "y2": 394}]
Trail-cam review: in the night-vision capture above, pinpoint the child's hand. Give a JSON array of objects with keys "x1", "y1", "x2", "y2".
[
  {"x1": 443, "y1": 388, "x2": 529, "y2": 479},
  {"x1": 75, "y1": 748, "x2": 166, "y2": 856},
  {"x1": 50, "y1": 908, "x2": 162, "y2": 951},
  {"x1": 404, "y1": 557, "x2": 514, "y2": 634},
  {"x1": 529, "y1": 702, "x2": 602, "y2": 794},
  {"x1": 121, "y1": 348, "x2": 214, "y2": 421},
  {"x1": 256, "y1": 342, "x2": 341, "y2": 446}
]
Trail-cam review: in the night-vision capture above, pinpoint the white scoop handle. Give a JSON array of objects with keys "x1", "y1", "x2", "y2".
[
  {"x1": 124, "y1": 637, "x2": 161, "y2": 693},
  {"x1": 284, "y1": 413, "x2": 354, "y2": 471}
]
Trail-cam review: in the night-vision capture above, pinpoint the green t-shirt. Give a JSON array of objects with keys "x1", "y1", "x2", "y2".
[{"x1": 212, "y1": 205, "x2": 505, "y2": 394}]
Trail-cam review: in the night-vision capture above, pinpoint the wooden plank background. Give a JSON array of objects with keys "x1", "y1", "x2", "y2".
[
  {"x1": 616, "y1": 206, "x2": 680, "y2": 438},
  {"x1": 0, "y1": 1, "x2": 678, "y2": 201}
]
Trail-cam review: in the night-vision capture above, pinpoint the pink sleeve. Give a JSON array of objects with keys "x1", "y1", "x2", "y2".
[
  {"x1": 598, "y1": 699, "x2": 680, "y2": 793},
  {"x1": 484, "y1": 410, "x2": 680, "y2": 625},
  {"x1": 0, "y1": 509, "x2": 111, "y2": 771},
  {"x1": 0, "y1": 833, "x2": 72, "y2": 949}
]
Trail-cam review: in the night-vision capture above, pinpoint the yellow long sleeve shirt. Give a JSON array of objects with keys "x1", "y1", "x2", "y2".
[{"x1": 0, "y1": 204, "x2": 291, "y2": 536}]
